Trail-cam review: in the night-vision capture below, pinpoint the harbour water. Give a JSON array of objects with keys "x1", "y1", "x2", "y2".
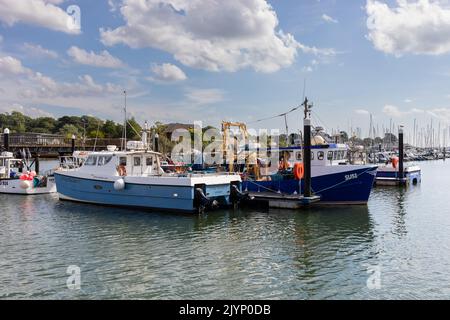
[{"x1": 1, "y1": 160, "x2": 450, "y2": 299}]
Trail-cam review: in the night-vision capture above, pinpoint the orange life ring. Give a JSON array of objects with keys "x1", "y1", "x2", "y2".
[
  {"x1": 392, "y1": 157, "x2": 399, "y2": 169},
  {"x1": 293, "y1": 162, "x2": 304, "y2": 180}
]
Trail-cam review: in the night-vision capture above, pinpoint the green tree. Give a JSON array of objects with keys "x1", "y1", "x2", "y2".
[{"x1": 59, "y1": 124, "x2": 80, "y2": 138}]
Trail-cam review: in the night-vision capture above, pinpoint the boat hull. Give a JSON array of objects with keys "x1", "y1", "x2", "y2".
[
  {"x1": 243, "y1": 165, "x2": 378, "y2": 205},
  {"x1": 54, "y1": 172, "x2": 239, "y2": 212},
  {"x1": 375, "y1": 166, "x2": 421, "y2": 186},
  {"x1": 0, "y1": 177, "x2": 57, "y2": 195}
]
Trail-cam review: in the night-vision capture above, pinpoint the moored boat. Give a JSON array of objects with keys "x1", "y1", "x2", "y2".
[
  {"x1": 0, "y1": 151, "x2": 56, "y2": 195},
  {"x1": 241, "y1": 143, "x2": 378, "y2": 205},
  {"x1": 54, "y1": 141, "x2": 244, "y2": 213}
]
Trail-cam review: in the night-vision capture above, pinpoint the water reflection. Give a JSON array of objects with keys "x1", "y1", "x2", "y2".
[{"x1": 2, "y1": 160, "x2": 450, "y2": 299}]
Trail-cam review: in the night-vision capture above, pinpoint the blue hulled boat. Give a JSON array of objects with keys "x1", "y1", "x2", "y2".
[
  {"x1": 241, "y1": 143, "x2": 378, "y2": 205},
  {"x1": 54, "y1": 143, "x2": 243, "y2": 213}
]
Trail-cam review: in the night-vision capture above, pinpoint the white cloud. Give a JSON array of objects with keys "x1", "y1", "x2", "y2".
[
  {"x1": 0, "y1": 0, "x2": 80, "y2": 34},
  {"x1": 0, "y1": 103, "x2": 53, "y2": 118},
  {"x1": 67, "y1": 46, "x2": 124, "y2": 68},
  {"x1": 366, "y1": 0, "x2": 450, "y2": 56},
  {"x1": 150, "y1": 63, "x2": 187, "y2": 83},
  {"x1": 23, "y1": 43, "x2": 59, "y2": 59},
  {"x1": 383, "y1": 105, "x2": 424, "y2": 117},
  {"x1": 185, "y1": 88, "x2": 225, "y2": 105},
  {"x1": 0, "y1": 55, "x2": 32, "y2": 75},
  {"x1": 322, "y1": 14, "x2": 338, "y2": 23},
  {"x1": 0, "y1": 55, "x2": 122, "y2": 100},
  {"x1": 100, "y1": 0, "x2": 301, "y2": 73},
  {"x1": 354, "y1": 109, "x2": 370, "y2": 115}
]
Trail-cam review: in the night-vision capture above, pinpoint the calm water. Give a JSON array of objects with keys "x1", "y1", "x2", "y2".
[{"x1": 1, "y1": 160, "x2": 450, "y2": 299}]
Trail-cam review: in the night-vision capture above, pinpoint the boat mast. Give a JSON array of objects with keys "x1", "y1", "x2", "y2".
[{"x1": 123, "y1": 90, "x2": 127, "y2": 151}]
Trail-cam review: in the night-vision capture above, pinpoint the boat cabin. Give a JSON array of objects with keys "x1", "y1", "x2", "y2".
[
  {"x1": 0, "y1": 152, "x2": 25, "y2": 179},
  {"x1": 80, "y1": 150, "x2": 164, "y2": 177}
]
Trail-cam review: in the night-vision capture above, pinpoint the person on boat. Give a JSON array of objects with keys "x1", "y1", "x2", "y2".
[{"x1": 118, "y1": 161, "x2": 127, "y2": 176}]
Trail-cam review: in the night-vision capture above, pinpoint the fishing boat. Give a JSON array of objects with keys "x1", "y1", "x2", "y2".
[
  {"x1": 54, "y1": 142, "x2": 244, "y2": 213},
  {"x1": 0, "y1": 151, "x2": 57, "y2": 195},
  {"x1": 240, "y1": 142, "x2": 378, "y2": 205},
  {"x1": 233, "y1": 99, "x2": 378, "y2": 206}
]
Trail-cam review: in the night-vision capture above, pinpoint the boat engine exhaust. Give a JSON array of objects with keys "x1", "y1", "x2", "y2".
[
  {"x1": 195, "y1": 187, "x2": 219, "y2": 214},
  {"x1": 230, "y1": 184, "x2": 253, "y2": 209}
]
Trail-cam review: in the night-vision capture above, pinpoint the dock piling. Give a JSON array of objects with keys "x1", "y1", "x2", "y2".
[
  {"x1": 303, "y1": 116, "x2": 312, "y2": 198},
  {"x1": 71, "y1": 135, "x2": 76, "y2": 154},
  {"x1": 399, "y1": 126, "x2": 404, "y2": 180},
  {"x1": 3, "y1": 128, "x2": 9, "y2": 152}
]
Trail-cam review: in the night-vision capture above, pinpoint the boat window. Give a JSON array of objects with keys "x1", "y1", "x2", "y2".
[
  {"x1": 119, "y1": 157, "x2": 127, "y2": 166},
  {"x1": 146, "y1": 157, "x2": 153, "y2": 166},
  {"x1": 311, "y1": 151, "x2": 314, "y2": 160},
  {"x1": 84, "y1": 156, "x2": 97, "y2": 166},
  {"x1": 98, "y1": 156, "x2": 113, "y2": 166},
  {"x1": 0, "y1": 159, "x2": 4, "y2": 166},
  {"x1": 318, "y1": 151, "x2": 324, "y2": 160},
  {"x1": 134, "y1": 157, "x2": 141, "y2": 166},
  {"x1": 296, "y1": 152, "x2": 302, "y2": 161},
  {"x1": 327, "y1": 151, "x2": 333, "y2": 160},
  {"x1": 333, "y1": 151, "x2": 338, "y2": 160}
]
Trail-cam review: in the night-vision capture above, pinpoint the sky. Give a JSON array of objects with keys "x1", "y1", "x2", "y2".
[{"x1": 1, "y1": 0, "x2": 450, "y2": 142}]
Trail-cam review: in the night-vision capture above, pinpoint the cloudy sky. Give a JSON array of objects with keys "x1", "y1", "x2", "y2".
[{"x1": 1, "y1": 0, "x2": 450, "y2": 138}]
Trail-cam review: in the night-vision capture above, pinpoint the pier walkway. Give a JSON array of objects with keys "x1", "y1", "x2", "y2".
[{"x1": 0, "y1": 133, "x2": 123, "y2": 157}]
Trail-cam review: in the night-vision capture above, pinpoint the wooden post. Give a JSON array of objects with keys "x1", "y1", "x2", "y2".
[
  {"x1": 398, "y1": 127, "x2": 404, "y2": 180},
  {"x1": 3, "y1": 128, "x2": 9, "y2": 151},
  {"x1": 71, "y1": 135, "x2": 76, "y2": 154},
  {"x1": 303, "y1": 101, "x2": 312, "y2": 198}
]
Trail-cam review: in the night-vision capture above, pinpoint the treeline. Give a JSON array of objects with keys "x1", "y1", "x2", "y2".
[{"x1": 0, "y1": 111, "x2": 142, "y2": 140}]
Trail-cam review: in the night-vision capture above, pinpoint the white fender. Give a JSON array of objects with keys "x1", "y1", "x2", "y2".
[
  {"x1": 114, "y1": 178, "x2": 125, "y2": 191},
  {"x1": 19, "y1": 180, "x2": 31, "y2": 190}
]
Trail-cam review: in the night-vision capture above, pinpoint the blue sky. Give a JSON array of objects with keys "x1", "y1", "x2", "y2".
[{"x1": 1, "y1": 0, "x2": 450, "y2": 142}]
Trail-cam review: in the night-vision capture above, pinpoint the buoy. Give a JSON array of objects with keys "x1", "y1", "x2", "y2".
[
  {"x1": 114, "y1": 178, "x2": 125, "y2": 191},
  {"x1": 293, "y1": 162, "x2": 304, "y2": 180},
  {"x1": 392, "y1": 157, "x2": 399, "y2": 169},
  {"x1": 19, "y1": 180, "x2": 31, "y2": 189}
]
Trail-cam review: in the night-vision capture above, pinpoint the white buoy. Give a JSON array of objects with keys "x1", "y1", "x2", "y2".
[
  {"x1": 114, "y1": 178, "x2": 125, "y2": 191},
  {"x1": 20, "y1": 180, "x2": 31, "y2": 190}
]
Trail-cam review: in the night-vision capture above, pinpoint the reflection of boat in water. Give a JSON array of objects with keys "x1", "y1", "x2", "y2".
[{"x1": 0, "y1": 151, "x2": 56, "y2": 195}]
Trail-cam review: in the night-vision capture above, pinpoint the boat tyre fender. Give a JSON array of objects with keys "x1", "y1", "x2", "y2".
[{"x1": 293, "y1": 163, "x2": 304, "y2": 180}]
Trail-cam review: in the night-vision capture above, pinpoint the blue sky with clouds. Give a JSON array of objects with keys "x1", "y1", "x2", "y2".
[{"x1": 2, "y1": 0, "x2": 450, "y2": 141}]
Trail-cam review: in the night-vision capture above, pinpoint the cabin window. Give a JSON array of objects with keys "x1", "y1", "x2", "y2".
[
  {"x1": 97, "y1": 156, "x2": 112, "y2": 166},
  {"x1": 146, "y1": 157, "x2": 153, "y2": 166},
  {"x1": 296, "y1": 152, "x2": 302, "y2": 161},
  {"x1": 134, "y1": 157, "x2": 141, "y2": 166},
  {"x1": 119, "y1": 157, "x2": 127, "y2": 166},
  {"x1": 333, "y1": 151, "x2": 338, "y2": 160},
  {"x1": 318, "y1": 151, "x2": 324, "y2": 161},
  {"x1": 327, "y1": 151, "x2": 333, "y2": 160},
  {"x1": 84, "y1": 156, "x2": 97, "y2": 166},
  {"x1": 0, "y1": 159, "x2": 4, "y2": 166},
  {"x1": 311, "y1": 151, "x2": 314, "y2": 160}
]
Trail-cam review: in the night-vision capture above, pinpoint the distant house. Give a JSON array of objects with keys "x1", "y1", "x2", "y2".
[{"x1": 163, "y1": 123, "x2": 194, "y2": 139}]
